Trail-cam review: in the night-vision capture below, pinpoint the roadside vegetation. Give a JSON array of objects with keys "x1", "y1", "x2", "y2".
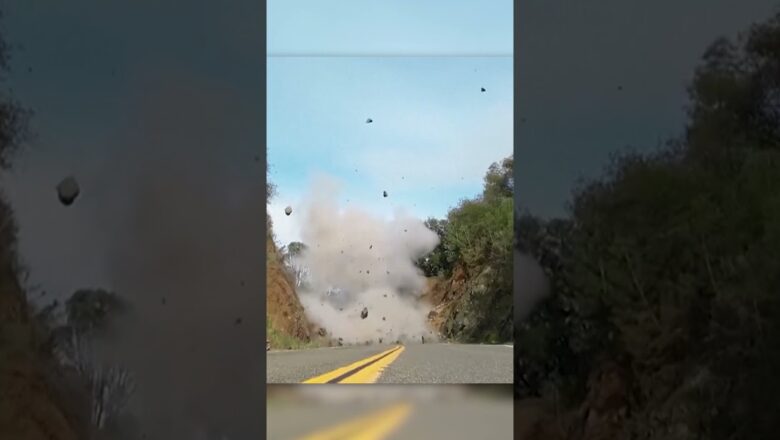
[{"x1": 419, "y1": 156, "x2": 514, "y2": 343}]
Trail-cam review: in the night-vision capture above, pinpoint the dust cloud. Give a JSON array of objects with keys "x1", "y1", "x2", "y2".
[
  {"x1": 293, "y1": 176, "x2": 440, "y2": 344},
  {"x1": 514, "y1": 250, "x2": 550, "y2": 324},
  {"x1": 87, "y1": 74, "x2": 265, "y2": 439}
]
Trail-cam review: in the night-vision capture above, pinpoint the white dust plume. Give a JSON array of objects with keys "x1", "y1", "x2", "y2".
[{"x1": 293, "y1": 176, "x2": 440, "y2": 344}]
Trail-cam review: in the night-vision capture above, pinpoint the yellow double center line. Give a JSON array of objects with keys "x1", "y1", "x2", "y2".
[
  {"x1": 295, "y1": 402, "x2": 413, "y2": 440},
  {"x1": 302, "y1": 345, "x2": 405, "y2": 384}
]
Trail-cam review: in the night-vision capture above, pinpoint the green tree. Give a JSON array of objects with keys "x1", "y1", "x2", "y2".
[
  {"x1": 433, "y1": 155, "x2": 515, "y2": 343},
  {"x1": 417, "y1": 218, "x2": 450, "y2": 277},
  {"x1": 483, "y1": 155, "x2": 514, "y2": 200}
]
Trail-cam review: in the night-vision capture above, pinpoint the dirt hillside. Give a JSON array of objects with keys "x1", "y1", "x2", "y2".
[{"x1": 265, "y1": 231, "x2": 311, "y2": 346}]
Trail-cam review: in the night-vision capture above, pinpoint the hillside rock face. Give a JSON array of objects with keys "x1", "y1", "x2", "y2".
[{"x1": 425, "y1": 264, "x2": 513, "y2": 343}]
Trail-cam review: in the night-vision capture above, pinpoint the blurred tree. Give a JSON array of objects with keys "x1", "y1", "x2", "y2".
[
  {"x1": 65, "y1": 289, "x2": 127, "y2": 335},
  {"x1": 286, "y1": 241, "x2": 307, "y2": 258},
  {"x1": 513, "y1": 12, "x2": 780, "y2": 438},
  {"x1": 54, "y1": 289, "x2": 134, "y2": 435}
]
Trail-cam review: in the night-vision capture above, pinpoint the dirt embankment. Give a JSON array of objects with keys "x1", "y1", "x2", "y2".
[
  {"x1": 0, "y1": 202, "x2": 85, "y2": 440},
  {"x1": 265, "y1": 239, "x2": 311, "y2": 345}
]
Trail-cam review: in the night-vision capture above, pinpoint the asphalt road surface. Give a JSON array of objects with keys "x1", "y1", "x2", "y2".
[
  {"x1": 267, "y1": 396, "x2": 513, "y2": 439},
  {"x1": 266, "y1": 342, "x2": 513, "y2": 384}
]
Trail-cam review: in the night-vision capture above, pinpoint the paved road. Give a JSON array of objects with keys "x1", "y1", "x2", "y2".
[
  {"x1": 266, "y1": 342, "x2": 513, "y2": 383},
  {"x1": 267, "y1": 396, "x2": 513, "y2": 439}
]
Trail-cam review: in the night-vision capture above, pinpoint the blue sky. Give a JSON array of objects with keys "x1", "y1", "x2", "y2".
[
  {"x1": 267, "y1": 58, "x2": 512, "y2": 246},
  {"x1": 267, "y1": 1, "x2": 513, "y2": 246}
]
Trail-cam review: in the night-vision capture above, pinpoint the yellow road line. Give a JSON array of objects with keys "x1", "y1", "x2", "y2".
[
  {"x1": 295, "y1": 402, "x2": 413, "y2": 440},
  {"x1": 302, "y1": 345, "x2": 404, "y2": 384},
  {"x1": 339, "y1": 346, "x2": 404, "y2": 384}
]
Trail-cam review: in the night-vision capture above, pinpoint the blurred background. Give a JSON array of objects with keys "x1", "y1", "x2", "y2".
[{"x1": 267, "y1": 384, "x2": 513, "y2": 439}]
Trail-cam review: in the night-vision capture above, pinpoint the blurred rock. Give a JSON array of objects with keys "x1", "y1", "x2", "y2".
[{"x1": 56, "y1": 176, "x2": 80, "y2": 206}]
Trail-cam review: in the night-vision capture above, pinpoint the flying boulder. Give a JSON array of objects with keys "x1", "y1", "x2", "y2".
[
  {"x1": 360, "y1": 307, "x2": 368, "y2": 319},
  {"x1": 366, "y1": 118, "x2": 373, "y2": 124},
  {"x1": 56, "y1": 176, "x2": 80, "y2": 206},
  {"x1": 284, "y1": 206, "x2": 292, "y2": 216},
  {"x1": 382, "y1": 191, "x2": 388, "y2": 198}
]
